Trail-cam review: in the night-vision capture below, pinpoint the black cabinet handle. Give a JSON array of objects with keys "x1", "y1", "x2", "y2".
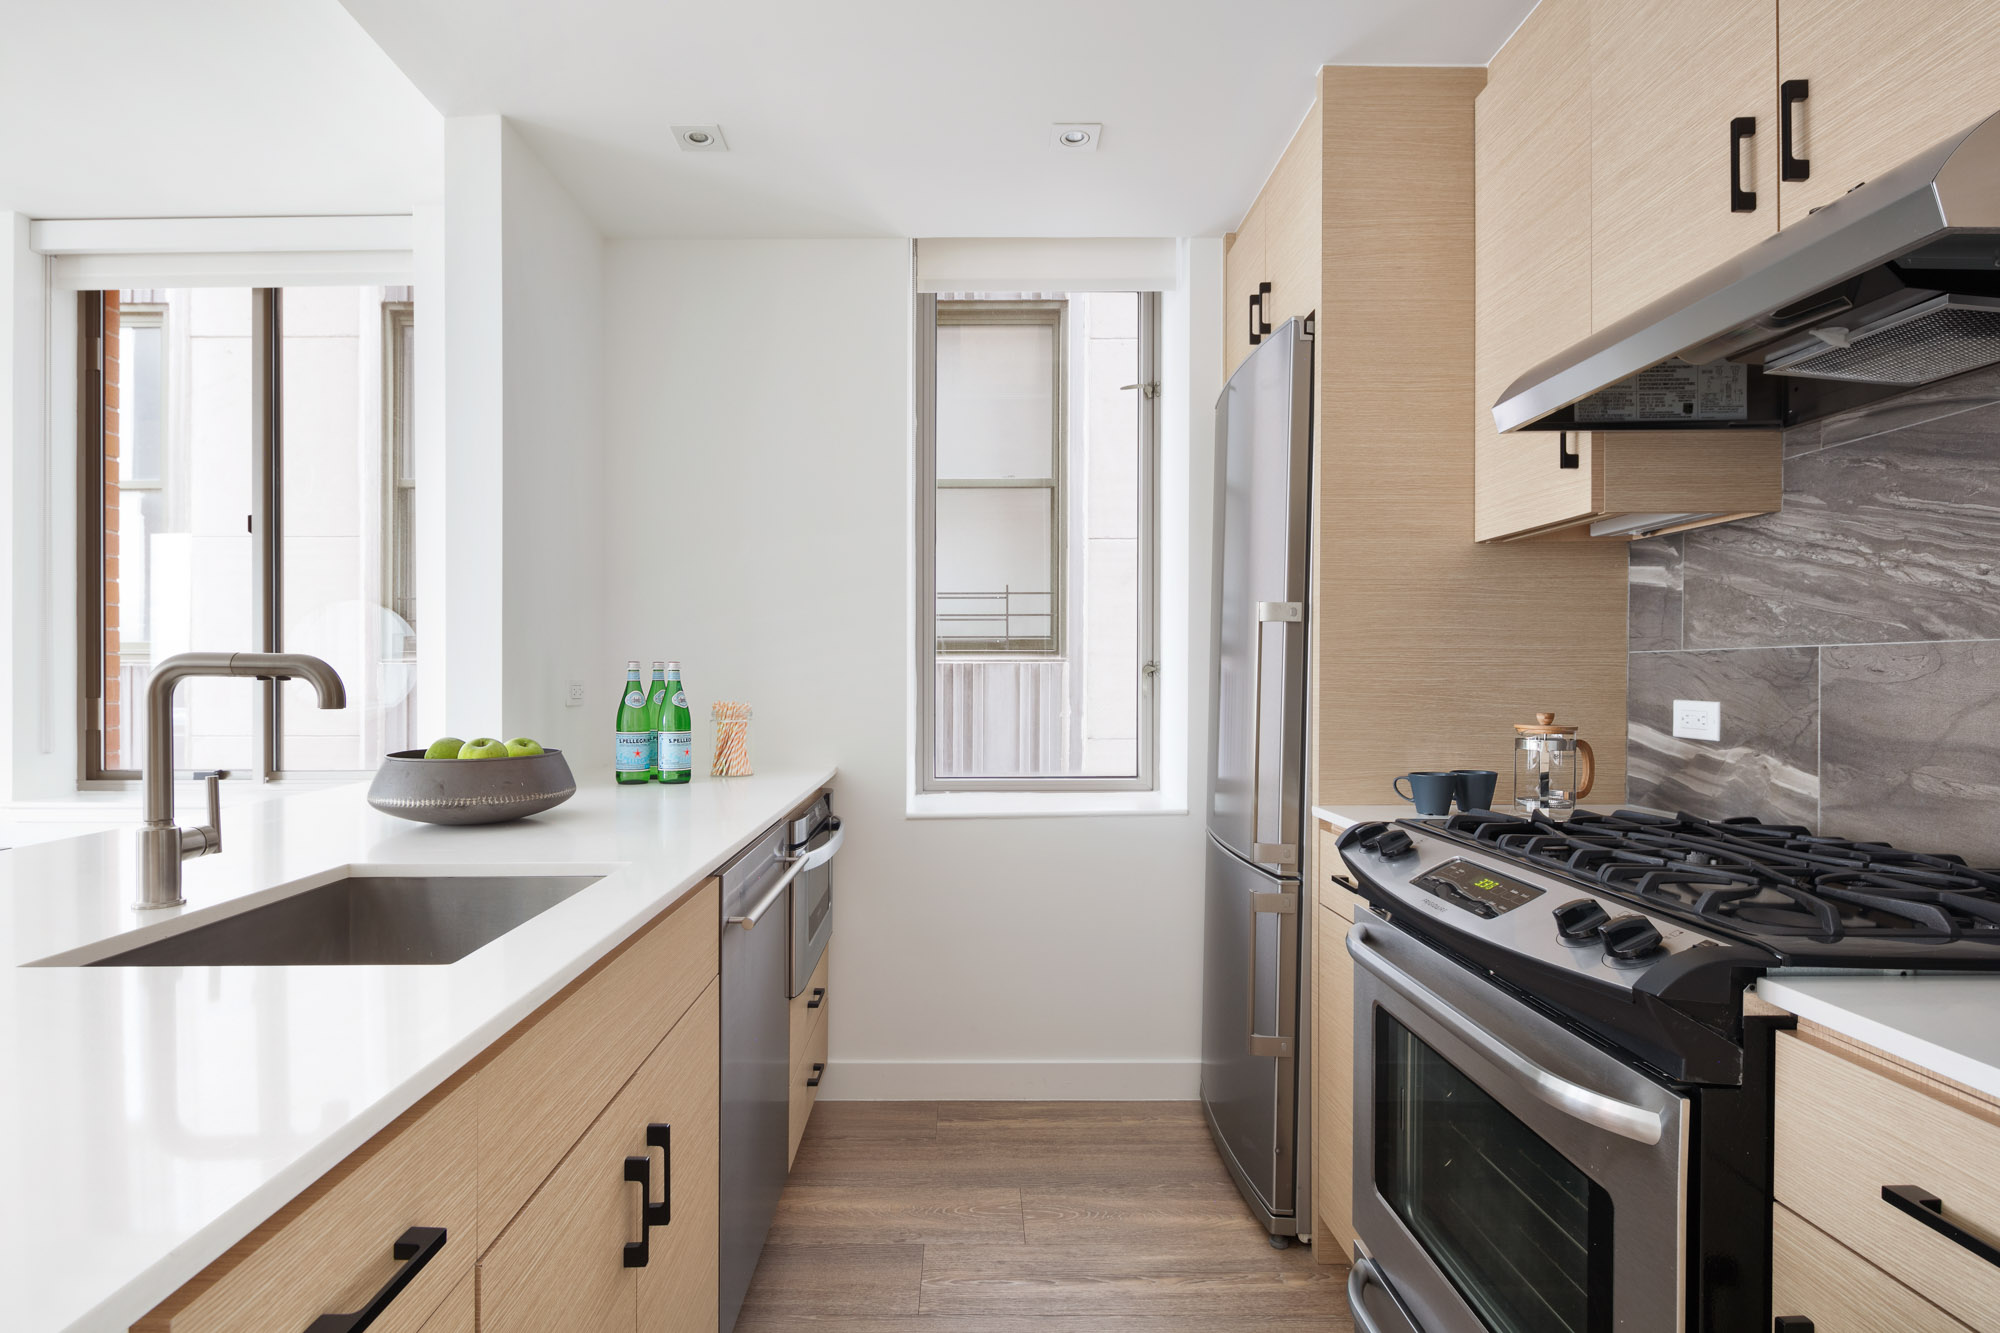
[
  {"x1": 1558, "y1": 432, "x2": 1580, "y2": 470},
  {"x1": 1730, "y1": 116, "x2": 1758, "y2": 213},
  {"x1": 806, "y1": 1062, "x2": 825, "y2": 1088},
  {"x1": 1773, "y1": 1319, "x2": 1814, "y2": 1333},
  {"x1": 303, "y1": 1226, "x2": 446, "y2": 1333},
  {"x1": 1882, "y1": 1185, "x2": 2000, "y2": 1268},
  {"x1": 622, "y1": 1123, "x2": 673, "y2": 1269},
  {"x1": 1780, "y1": 79, "x2": 1810, "y2": 181},
  {"x1": 807, "y1": 987, "x2": 825, "y2": 1010},
  {"x1": 1248, "y1": 282, "x2": 1272, "y2": 346}
]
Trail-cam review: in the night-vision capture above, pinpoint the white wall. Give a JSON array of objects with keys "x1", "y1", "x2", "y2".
[{"x1": 603, "y1": 237, "x2": 1223, "y2": 1097}]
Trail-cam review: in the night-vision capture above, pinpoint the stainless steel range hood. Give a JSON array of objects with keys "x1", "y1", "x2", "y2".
[{"x1": 1495, "y1": 109, "x2": 2000, "y2": 433}]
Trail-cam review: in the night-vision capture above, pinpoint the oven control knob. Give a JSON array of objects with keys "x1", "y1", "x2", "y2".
[
  {"x1": 1374, "y1": 829, "x2": 1416, "y2": 859},
  {"x1": 1598, "y1": 914, "x2": 1665, "y2": 962},
  {"x1": 1552, "y1": 898, "x2": 1610, "y2": 943}
]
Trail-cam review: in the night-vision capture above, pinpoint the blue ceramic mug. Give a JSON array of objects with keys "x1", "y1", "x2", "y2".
[{"x1": 1393, "y1": 771, "x2": 1458, "y2": 816}]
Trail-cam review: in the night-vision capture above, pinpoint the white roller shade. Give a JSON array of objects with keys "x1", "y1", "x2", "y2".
[
  {"x1": 34, "y1": 215, "x2": 414, "y2": 289},
  {"x1": 916, "y1": 238, "x2": 1177, "y2": 293}
]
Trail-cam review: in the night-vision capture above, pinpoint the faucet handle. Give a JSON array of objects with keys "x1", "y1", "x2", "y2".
[{"x1": 195, "y1": 770, "x2": 228, "y2": 855}]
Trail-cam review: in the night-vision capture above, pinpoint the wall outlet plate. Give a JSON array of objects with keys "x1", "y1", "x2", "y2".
[
  {"x1": 566, "y1": 681, "x2": 585, "y2": 708},
  {"x1": 1672, "y1": 699, "x2": 1721, "y2": 742}
]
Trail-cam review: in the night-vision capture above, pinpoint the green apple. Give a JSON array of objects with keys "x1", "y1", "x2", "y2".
[
  {"x1": 423, "y1": 736, "x2": 465, "y2": 760},
  {"x1": 506, "y1": 737, "x2": 544, "y2": 757},
  {"x1": 458, "y1": 737, "x2": 511, "y2": 760}
]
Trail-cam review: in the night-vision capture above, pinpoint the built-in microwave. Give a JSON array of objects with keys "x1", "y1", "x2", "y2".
[{"x1": 785, "y1": 794, "x2": 839, "y2": 997}]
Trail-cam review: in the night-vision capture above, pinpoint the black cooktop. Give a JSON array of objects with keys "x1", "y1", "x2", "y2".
[{"x1": 1430, "y1": 807, "x2": 2000, "y2": 962}]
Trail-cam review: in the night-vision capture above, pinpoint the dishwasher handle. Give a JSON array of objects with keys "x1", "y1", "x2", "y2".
[{"x1": 726, "y1": 855, "x2": 811, "y2": 931}]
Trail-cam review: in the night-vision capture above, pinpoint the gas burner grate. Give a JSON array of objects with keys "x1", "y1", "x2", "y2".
[{"x1": 1441, "y1": 809, "x2": 2000, "y2": 944}]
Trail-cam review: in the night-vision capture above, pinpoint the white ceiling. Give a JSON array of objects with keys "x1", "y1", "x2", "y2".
[
  {"x1": 338, "y1": 0, "x2": 1536, "y2": 239},
  {"x1": 0, "y1": 1, "x2": 440, "y2": 219}
]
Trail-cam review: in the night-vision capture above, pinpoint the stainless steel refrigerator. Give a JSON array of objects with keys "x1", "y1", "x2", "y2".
[{"x1": 1201, "y1": 315, "x2": 1313, "y2": 1242}]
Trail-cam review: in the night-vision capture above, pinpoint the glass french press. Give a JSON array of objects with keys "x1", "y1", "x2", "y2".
[{"x1": 1513, "y1": 712, "x2": 1594, "y2": 821}]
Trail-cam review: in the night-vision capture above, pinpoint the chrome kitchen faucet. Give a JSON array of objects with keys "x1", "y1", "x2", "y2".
[{"x1": 136, "y1": 652, "x2": 346, "y2": 909}]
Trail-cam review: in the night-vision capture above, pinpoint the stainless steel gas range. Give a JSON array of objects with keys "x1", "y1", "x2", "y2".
[{"x1": 1336, "y1": 808, "x2": 2000, "y2": 1333}]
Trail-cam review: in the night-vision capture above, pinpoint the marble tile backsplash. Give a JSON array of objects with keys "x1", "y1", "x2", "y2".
[{"x1": 1627, "y1": 364, "x2": 2000, "y2": 864}]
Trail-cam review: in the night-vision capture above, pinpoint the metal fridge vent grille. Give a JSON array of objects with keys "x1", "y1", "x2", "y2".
[{"x1": 1766, "y1": 306, "x2": 2000, "y2": 385}]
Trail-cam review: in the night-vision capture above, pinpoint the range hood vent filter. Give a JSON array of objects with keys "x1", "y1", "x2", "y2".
[{"x1": 1764, "y1": 295, "x2": 2000, "y2": 385}]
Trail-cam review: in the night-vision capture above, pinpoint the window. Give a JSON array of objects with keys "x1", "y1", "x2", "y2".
[
  {"x1": 80, "y1": 285, "x2": 420, "y2": 780},
  {"x1": 917, "y1": 291, "x2": 1158, "y2": 790}
]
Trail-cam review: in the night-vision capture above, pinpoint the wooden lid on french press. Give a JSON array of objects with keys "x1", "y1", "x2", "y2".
[{"x1": 1515, "y1": 711, "x2": 1579, "y2": 736}]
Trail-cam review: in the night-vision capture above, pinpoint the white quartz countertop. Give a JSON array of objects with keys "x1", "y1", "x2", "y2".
[
  {"x1": 1756, "y1": 973, "x2": 2000, "y2": 1104},
  {"x1": 1, "y1": 766, "x2": 836, "y2": 1332},
  {"x1": 1310, "y1": 803, "x2": 1634, "y2": 832}
]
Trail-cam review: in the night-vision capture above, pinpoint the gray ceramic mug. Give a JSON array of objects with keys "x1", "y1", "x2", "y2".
[
  {"x1": 1393, "y1": 771, "x2": 1458, "y2": 816},
  {"x1": 1452, "y1": 769, "x2": 1499, "y2": 813}
]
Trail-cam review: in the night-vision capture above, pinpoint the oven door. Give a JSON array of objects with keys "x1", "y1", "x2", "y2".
[
  {"x1": 787, "y1": 809, "x2": 840, "y2": 998},
  {"x1": 1348, "y1": 919, "x2": 1688, "y2": 1333}
]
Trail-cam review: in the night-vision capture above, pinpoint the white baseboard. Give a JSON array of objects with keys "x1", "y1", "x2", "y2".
[{"x1": 816, "y1": 1059, "x2": 1201, "y2": 1101}]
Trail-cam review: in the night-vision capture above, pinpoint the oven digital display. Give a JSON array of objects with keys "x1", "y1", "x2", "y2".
[{"x1": 1415, "y1": 858, "x2": 1545, "y2": 917}]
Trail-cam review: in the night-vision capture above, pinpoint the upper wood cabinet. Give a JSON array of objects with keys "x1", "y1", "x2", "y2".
[
  {"x1": 1590, "y1": 0, "x2": 1780, "y2": 331},
  {"x1": 1224, "y1": 98, "x2": 1323, "y2": 382},
  {"x1": 1223, "y1": 206, "x2": 1267, "y2": 380},
  {"x1": 1777, "y1": 1, "x2": 2000, "y2": 228}
]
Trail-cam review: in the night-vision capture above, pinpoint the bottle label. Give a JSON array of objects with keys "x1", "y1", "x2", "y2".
[
  {"x1": 615, "y1": 731, "x2": 653, "y2": 772},
  {"x1": 659, "y1": 730, "x2": 693, "y2": 773},
  {"x1": 624, "y1": 688, "x2": 645, "y2": 708},
  {"x1": 672, "y1": 689, "x2": 687, "y2": 708}
]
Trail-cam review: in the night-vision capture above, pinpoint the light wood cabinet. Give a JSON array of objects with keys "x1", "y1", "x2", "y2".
[
  {"x1": 1777, "y1": 2, "x2": 2000, "y2": 228},
  {"x1": 1311, "y1": 824, "x2": 1366, "y2": 1267},
  {"x1": 133, "y1": 880, "x2": 724, "y2": 1333},
  {"x1": 1772, "y1": 1202, "x2": 1972, "y2": 1333},
  {"x1": 1774, "y1": 1030, "x2": 2000, "y2": 1332},
  {"x1": 1473, "y1": 0, "x2": 1784, "y2": 542},
  {"x1": 1589, "y1": 0, "x2": 1779, "y2": 330},
  {"x1": 1223, "y1": 207, "x2": 1267, "y2": 380},
  {"x1": 131, "y1": 1074, "x2": 477, "y2": 1333},
  {"x1": 788, "y1": 943, "x2": 831, "y2": 1166}
]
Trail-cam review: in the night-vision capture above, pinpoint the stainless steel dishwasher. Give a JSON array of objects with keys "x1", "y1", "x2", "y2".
[{"x1": 717, "y1": 795, "x2": 837, "y2": 1333}]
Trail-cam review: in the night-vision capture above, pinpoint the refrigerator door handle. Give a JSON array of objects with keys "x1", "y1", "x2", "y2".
[
  {"x1": 1247, "y1": 888, "x2": 1298, "y2": 1057},
  {"x1": 1250, "y1": 600, "x2": 1303, "y2": 867}
]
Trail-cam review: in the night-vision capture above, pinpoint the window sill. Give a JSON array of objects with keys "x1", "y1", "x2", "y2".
[{"x1": 905, "y1": 788, "x2": 1189, "y2": 820}]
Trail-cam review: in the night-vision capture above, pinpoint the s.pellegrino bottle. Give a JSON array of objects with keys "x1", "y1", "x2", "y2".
[
  {"x1": 614, "y1": 660, "x2": 653, "y2": 784},
  {"x1": 644, "y1": 661, "x2": 669, "y2": 780},
  {"x1": 657, "y1": 661, "x2": 693, "y2": 785}
]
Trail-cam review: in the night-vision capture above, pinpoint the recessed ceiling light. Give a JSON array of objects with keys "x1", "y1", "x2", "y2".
[
  {"x1": 673, "y1": 125, "x2": 728, "y2": 153},
  {"x1": 1052, "y1": 123, "x2": 1101, "y2": 152}
]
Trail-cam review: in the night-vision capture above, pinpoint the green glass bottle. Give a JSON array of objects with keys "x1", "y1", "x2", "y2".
[
  {"x1": 643, "y1": 661, "x2": 669, "y2": 780},
  {"x1": 656, "y1": 661, "x2": 693, "y2": 785},
  {"x1": 614, "y1": 660, "x2": 652, "y2": 784}
]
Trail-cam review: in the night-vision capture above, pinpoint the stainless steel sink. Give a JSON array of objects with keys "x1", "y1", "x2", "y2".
[{"x1": 84, "y1": 874, "x2": 603, "y2": 967}]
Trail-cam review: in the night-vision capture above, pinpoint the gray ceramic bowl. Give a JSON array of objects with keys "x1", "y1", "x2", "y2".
[{"x1": 367, "y1": 749, "x2": 577, "y2": 825}]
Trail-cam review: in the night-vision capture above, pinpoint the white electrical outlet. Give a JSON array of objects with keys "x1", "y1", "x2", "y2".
[
  {"x1": 566, "y1": 681, "x2": 585, "y2": 708},
  {"x1": 1672, "y1": 699, "x2": 1721, "y2": 742}
]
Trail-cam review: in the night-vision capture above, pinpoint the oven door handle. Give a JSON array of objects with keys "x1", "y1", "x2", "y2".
[
  {"x1": 726, "y1": 855, "x2": 811, "y2": 930},
  {"x1": 1347, "y1": 1256, "x2": 1421, "y2": 1333},
  {"x1": 1349, "y1": 923, "x2": 1666, "y2": 1146}
]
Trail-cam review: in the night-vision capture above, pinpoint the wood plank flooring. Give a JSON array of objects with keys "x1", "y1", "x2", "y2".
[{"x1": 737, "y1": 1102, "x2": 1353, "y2": 1331}]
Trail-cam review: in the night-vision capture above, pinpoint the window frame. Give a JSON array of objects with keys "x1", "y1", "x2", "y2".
[
  {"x1": 915, "y1": 290, "x2": 1160, "y2": 794},
  {"x1": 77, "y1": 285, "x2": 416, "y2": 784},
  {"x1": 381, "y1": 299, "x2": 417, "y2": 660}
]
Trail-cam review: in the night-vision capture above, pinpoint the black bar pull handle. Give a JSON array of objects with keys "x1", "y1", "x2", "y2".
[
  {"x1": 1773, "y1": 1318, "x2": 1815, "y2": 1333},
  {"x1": 1730, "y1": 116, "x2": 1758, "y2": 213},
  {"x1": 303, "y1": 1226, "x2": 447, "y2": 1333},
  {"x1": 807, "y1": 1062, "x2": 825, "y2": 1088},
  {"x1": 1882, "y1": 1185, "x2": 2000, "y2": 1268},
  {"x1": 1558, "y1": 432, "x2": 1580, "y2": 470},
  {"x1": 1780, "y1": 79, "x2": 1810, "y2": 181},
  {"x1": 622, "y1": 1123, "x2": 673, "y2": 1268},
  {"x1": 807, "y1": 987, "x2": 825, "y2": 1010},
  {"x1": 1248, "y1": 282, "x2": 1272, "y2": 346}
]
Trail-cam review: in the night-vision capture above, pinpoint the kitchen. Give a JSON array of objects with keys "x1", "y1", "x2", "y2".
[{"x1": 4, "y1": 1, "x2": 2000, "y2": 1331}]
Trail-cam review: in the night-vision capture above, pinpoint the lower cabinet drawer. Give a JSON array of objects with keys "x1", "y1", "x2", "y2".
[
  {"x1": 478, "y1": 879, "x2": 719, "y2": 1246},
  {"x1": 1314, "y1": 897, "x2": 1355, "y2": 1264},
  {"x1": 789, "y1": 999, "x2": 829, "y2": 1168},
  {"x1": 1774, "y1": 1031, "x2": 2000, "y2": 1332},
  {"x1": 418, "y1": 1272, "x2": 476, "y2": 1333},
  {"x1": 790, "y1": 945, "x2": 830, "y2": 1061},
  {"x1": 131, "y1": 1075, "x2": 477, "y2": 1333},
  {"x1": 480, "y1": 978, "x2": 721, "y2": 1333},
  {"x1": 1772, "y1": 1203, "x2": 1971, "y2": 1333}
]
